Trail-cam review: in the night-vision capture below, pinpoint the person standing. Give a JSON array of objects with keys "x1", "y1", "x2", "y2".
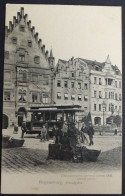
[
  {"x1": 41, "y1": 124, "x2": 47, "y2": 142},
  {"x1": 88, "y1": 121, "x2": 94, "y2": 146},
  {"x1": 21, "y1": 121, "x2": 27, "y2": 138},
  {"x1": 81, "y1": 122, "x2": 89, "y2": 144}
]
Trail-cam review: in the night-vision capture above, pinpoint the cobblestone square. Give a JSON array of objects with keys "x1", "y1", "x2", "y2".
[{"x1": 2, "y1": 133, "x2": 122, "y2": 174}]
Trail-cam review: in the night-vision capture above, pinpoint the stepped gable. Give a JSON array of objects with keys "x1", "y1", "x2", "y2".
[{"x1": 5, "y1": 7, "x2": 52, "y2": 64}]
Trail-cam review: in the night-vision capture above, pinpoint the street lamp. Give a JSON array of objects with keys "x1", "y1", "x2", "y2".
[{"x1": 102, "y1": 101, "x2": 106, "y2": 135}]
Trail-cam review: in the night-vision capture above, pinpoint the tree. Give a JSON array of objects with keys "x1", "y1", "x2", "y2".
[
  {"x1": 82, "y1": 112, "x2": 92, "y2": 125},
  {"x1": 113, "y1": 115, "x2": 121, "y2": 127}
]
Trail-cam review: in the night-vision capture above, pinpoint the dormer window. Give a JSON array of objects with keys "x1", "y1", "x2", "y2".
[
  {"x1": 34, "y1": 56, "x2": 40, "y2": 64},
  {"x1": 12, "y1": 37, "x2": 17, "y2": 44},
  {"x1": 20, "y1": 25, "x2": 25, "y2": 32},
  {"x1": 28, "y1": 40, "x2": 32, "y2": 47}
]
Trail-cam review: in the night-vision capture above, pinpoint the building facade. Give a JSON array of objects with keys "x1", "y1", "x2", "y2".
[
  {"x1": 3, "y1": 7, "x2": 55, "y2": 128},
  {"x1": 53, "y1": 56, "x2": 122, "y2": 125},
  {"x1": 52, "y1": 57, "x2": 90, "y2": 121}
]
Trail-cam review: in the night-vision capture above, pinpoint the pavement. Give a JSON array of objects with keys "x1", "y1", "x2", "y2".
[{"x1": 2, "y1": 128, "x2": 122, "y2": 174}]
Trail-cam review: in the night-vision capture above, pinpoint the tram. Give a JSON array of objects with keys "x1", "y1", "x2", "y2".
[{"x1": 26, "y1": 105, "x2": 84, "y2": 136}]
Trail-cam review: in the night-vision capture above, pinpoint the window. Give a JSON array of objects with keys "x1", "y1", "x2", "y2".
[
  {"x1": 71, "y1": 82, "x2": 75, "y2": 88},
  {"x1": 84, "y1": 95, "x2": 88, "y2": 101},
  {"x1": 20, "y1": 25, "x2": 25, "y2": 32},
  {"x1": 28, "y1": 40, "x2": 32, "y2": 47},
  {"x1": 94, "y1": 77, "x2": 97, "y2": 84},
  {"x1": 18, "y1": 89, "x2": 26, "y2": 102},
  {"x1": 109, "y1": 104, "x2": 111, "y2": 112},
  {"x1": 32, "y1": 74, "x2": 38, "y2": 82},
  {"x1": 115, "y1": 93, "x2": 117, "y2": 100},
  {"x1": 4, "y1": 92, "x2": 10, "y2": 101},
  {"x1": 64, "y1": 81, "x2": 68, "y2": 88},
  {"x1": 94, "y1": 91, "x2": 96, "y2": 98},
  {"x1": 19, "y1": 54, "x2": 25, "y2": 62},
  {"x1": 71, "y1": 94, "x2": 75, "y2": 100},
  {"x1": 34, "y1": 56, "x2": 40, "y2": 64},
  {"x1": 64, "y1": 93, "x2": 68, "y2": 100},
  {"x1": 78, "y1": 95, "x2": 82, "y2": 101},
  {"x1": 99, "y1": 91, "x2": 102, "y2": 98},
  {"x1": 84, "y1": 83, "x2": 88, "y2": 90},
  {"x1": 119, "y1": 94, "x2": 121, "y2": 101},
  {"x1": 12, "y1": 37, "x2": 17, "y2": 44},
  {"x1": 115, "y1": 105, "x2": 117, "y2": 111},
  {"x1": 42, "y1": 94, "x2": 49, "y2": 103},
  {"x1": 109, "y1": 92, "x2": 111, "y2": 99},
  {"x1": 119, "y1": 106, "x2": 121, "y2": 112},
  {"x1": 57, "y1": 80, "x2": 61, "y2": 87},
  {"x1": 111, "y1": 92, "x2": 114, "y2": 99},
  {"x1": 57, "y1": 92, "x2": 61, "y2": 99},
  {"x1": 99, "y1": 104, "x2": 101, "y2": 111},
  {"x1": 4, "y1": 71, "x2": 11, "y2": 81},
  {"x1": 94, "y1": 104, "x2": 96, "y2": 111},
  {"x1": 78, "y1": 82, "x2": 81, "y2": 89},
  {"x1": 105, "y1": 92, "x2": 107, "y2": 99},
  {"x1": 99, "y1": 78, "x2": 102, "y2": 85},
  {"x1": 119, "y1": 81, "x2": 121, "y2": 88},
  {"x1": 4, "y1": 51, "x2": 9, "y2": 59},
  {"x1": 19, "y1": 70, "x2": 27, "y2": 82},
  {"x1": 105, "y1": 78, "x2": 112, "y2": 85},
  {"x1": 32, "y1": 93, "x2": 38, "y2": 103},
  {"x1": 115, "y1": 81, "x2": 117, "y2": 87},
  {"x1": 72, "y1": 72, "x2": 75, "y2": 77}
]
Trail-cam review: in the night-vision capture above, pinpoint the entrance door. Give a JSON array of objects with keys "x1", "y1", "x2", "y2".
[
  {"x1": 2, "y1": 114, "x2": 8, "y2": 129},
  {"x1": 94, "y1": 117, "x2": 101, "y2": 125},
  {"x1": 18, "y1": 116, "x2": 23, "y2": 126}
]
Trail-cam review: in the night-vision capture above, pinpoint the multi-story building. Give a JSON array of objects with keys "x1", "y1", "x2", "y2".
[
  {"x1": 53, "y1": 56, "x2": 122, "y2": 125},
  {"x1": 3, "y1": 7, "x2": 55, "y2": 128},
  {"x1": 53, "y1": 57, "x2": 90, "y2": 121}
]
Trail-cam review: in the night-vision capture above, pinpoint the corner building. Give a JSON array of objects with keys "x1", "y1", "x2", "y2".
[{"x1": 3, "y1": 7, "x2": 55, "y2": 128}]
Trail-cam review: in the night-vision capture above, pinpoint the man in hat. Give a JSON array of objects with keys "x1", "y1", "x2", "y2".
[{"x1": 88, "y1": 121, "x2": 94, "y2": 146}]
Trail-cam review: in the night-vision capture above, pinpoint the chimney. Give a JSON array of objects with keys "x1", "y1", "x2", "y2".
[
  {"x1": 38, "y1": 39, "x2": 42, "y2": 48},
  {"x1": 13, "y1": 16, "x2": 16, "y2": 27},
  {"x1": 5, "y1": 26, "x2": 8, "y2": 37},
  {"x1": 20, "y1": 7, "x2": 24, "y2": 18},
  {"x1": 35, "y1": 32, "x2": 38, "y2": 42},
  {"x1": 45, "y1": 51, "x2": 49, "y2": 59},
  {"x1": 24, "y1": 14, "x2": 28, "y2": 23},
  {"x1": 17, "y1": 12, "x2": 20, "y2": 22},
  {"x1": 28, "y1": 20, "x2": 31, "y2": 28},
  {"x1": 9, "y1": 21, "x2": 13, "y2": 32},
  {"x1": 42, "y1": 45, "x2": 45, "y2": 55}
]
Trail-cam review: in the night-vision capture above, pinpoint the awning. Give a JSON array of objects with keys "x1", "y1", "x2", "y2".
[{"x1": 64, "y1": 94, "x2": 68, "y2": 98}]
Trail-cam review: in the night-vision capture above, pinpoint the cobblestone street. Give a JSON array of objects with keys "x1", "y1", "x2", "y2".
[{"x1": 2, "y1": 132, "x2": 122, "y2": 174}]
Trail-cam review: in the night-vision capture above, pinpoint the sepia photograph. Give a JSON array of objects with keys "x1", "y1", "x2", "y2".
[{"x1": 1, "y1": 3, "x2": 122, "y2": 194}]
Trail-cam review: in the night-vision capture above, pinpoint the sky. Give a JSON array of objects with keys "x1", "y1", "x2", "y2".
[{"x1": 5, "y1": 4, "x2": 122, "y2": 71}]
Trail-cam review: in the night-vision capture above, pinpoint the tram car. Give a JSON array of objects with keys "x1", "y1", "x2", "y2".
[{"x1": 26, "y1": 105, "x2": 83, "y2": 137}]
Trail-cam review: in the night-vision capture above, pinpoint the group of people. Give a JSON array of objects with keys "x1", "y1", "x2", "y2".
[
  {"x1": 13, "y1": 119, "x2": 94, "y2": 146},
  {"x1": 51, "y1": 120, "x2": 94, "y2": 147}
]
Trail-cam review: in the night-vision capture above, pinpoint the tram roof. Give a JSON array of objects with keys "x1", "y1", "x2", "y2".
[
  {"x1": 27, "y1": 108, "x2": 84, "y2": 112},
  {"x1": 30, "y1": 105, "x2": 81, "y2": 110}
]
